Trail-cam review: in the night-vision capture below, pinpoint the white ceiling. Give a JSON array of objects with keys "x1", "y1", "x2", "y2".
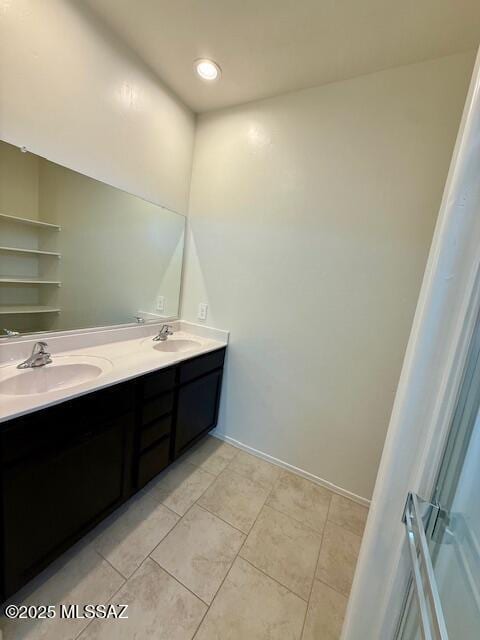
[{"x1": 85, "y1": 0, "x2": 480, "y2": 113}]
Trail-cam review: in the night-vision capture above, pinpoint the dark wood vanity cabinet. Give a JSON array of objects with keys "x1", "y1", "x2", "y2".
[
  {"x1": 0, "y1": 346, "x2": 226, "y2": 601},
  {"x1": 134, "y1": 348, "x2": 226, "y2": 488},
  {"x1": 0, "y1": 382, "x2": 136, "y2": 598}
]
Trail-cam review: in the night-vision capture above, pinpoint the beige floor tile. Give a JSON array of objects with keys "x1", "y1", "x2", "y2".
[
  {"x1": 328, "y1": 494, "x2": 368, "y2": 536},
  {"x1": 79, "y1": 558, "x2": 206, "y2": 640},
  {"x1": 198, "y1": 469, "x2": 270, "y2": 533},
  {"x1": 148, "y1": 460, "x2": 216, "y2": 516},
  {"x1": 240, "y1": 506, "x2": 321, "y2": 599},
  {"x1": 182, "y1": 436, "x2": 239, "y2": 475},
  {"x1": 92, "y1": 491, "x2": 179, "y2": 578},
  {"x1": 266, "y1": 471, "x2": 332, "y2": 532},
  {"x1": 226, "y1": 450, "x2": 281, "y2": 490},
  {"x1": 302, "y1": 580, "x2": 347, "y2": 640},
  {"x1": 0, "y1": 546, "x2": 124, "y2": 640},
  {"x1": 195, "y1": 557, "x2": 306, "y2": 640},
  {"x1": 151, "y1": 504, "x2": 245, "y2": 604},
  {"x1": 316, "y1": 522, "x2": 362, "y2": 596}
]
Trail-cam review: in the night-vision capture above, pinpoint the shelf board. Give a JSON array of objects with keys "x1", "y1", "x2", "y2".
[
  {"x1": 0, "y1": 278, "x2": 61, "y2": 285},
  {"x1": 0, "y1": 246, "x2": 61, "y2": 257},
  {"x1": 0, "y1": 306, "x2": 60, "y2": 315},
  {"x1": 0, "y1": 213, "x2": 60, "y2": 230}
]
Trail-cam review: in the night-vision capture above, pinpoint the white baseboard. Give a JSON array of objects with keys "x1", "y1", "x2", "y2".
[{"x1": 212, "y1": 431, "x2": 371, "y2": 507}]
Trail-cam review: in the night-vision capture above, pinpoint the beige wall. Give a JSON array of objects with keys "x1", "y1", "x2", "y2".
[
  {"x1": 181, "y1": 53, "x2": 474, "y2": 500},
  {"x1": 0, "y1": 0, "x2": 195, "y2": 215}
]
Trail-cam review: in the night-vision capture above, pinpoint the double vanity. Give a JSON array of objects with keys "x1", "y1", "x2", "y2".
[{"x1": 0, "y1": 321, "x2": 228, "y2": 601}]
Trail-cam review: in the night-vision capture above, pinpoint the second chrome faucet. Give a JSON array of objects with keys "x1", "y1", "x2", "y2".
[
  {"x1": 153, "y1": 325, "x2": 174, "y2": 342},
  {"x1": 17, "y1": 342, "x2": 52, "y2": 369}
]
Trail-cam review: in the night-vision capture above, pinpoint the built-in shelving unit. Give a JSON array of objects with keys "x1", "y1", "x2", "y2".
[
  {"x1": 0, "y1": 212, "x2": 62, "y2": 322},
  {"x1": 0, "y1": 306, "x2": 61, "y2": 315},
  {"x1": 0, "y1": 213, "x2": 61, "y2": 230},
  {"x1": 0, "y1": 246, "x2": 61, "y2": 258}
]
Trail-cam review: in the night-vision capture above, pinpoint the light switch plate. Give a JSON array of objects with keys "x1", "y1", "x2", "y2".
[{"x1": 198, "y1": 302, "x2": 208, "y2": 321}]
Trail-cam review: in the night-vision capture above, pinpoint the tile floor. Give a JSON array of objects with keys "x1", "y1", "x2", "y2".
[{"x1": 0, "y1": 436, "x2": 368, "y2": 640}]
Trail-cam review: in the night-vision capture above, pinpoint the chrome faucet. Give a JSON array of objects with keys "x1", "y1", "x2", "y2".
[
  {"x1": 153, "y1": 324, "x2": 174, "y2": 342},
  {"x1": 1, "y1": 328, "x2": 20, "y2": 337},
  {"x1": 17, "y1": 342, "x2": 52, "y2": 369}
]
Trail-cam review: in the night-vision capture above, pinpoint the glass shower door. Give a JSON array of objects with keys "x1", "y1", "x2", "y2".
[{"x1": 397, "y1": 312, "x2": 480, "y2": 639}]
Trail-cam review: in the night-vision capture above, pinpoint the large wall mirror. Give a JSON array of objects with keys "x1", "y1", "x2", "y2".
[{"x1": 0, "y1": 140, "x2": 185, "y2": 336}]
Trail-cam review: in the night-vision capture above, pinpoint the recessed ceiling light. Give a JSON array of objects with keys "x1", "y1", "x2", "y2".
[{"x1": 194, "y1": 58, "x2": 221, "y2": 81}]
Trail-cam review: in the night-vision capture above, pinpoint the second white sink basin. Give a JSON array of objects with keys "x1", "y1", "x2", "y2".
[
  {"x1": 153, "y1": 338, "x2": 201, "y2": 353},
  {"x1": 0, "y1": 355, "x2": 112, "y2": 396}
]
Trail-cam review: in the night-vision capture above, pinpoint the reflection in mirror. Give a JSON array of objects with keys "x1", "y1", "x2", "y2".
[{"x1": 0, "y1": 140, "x2": 185, "y2": 336}]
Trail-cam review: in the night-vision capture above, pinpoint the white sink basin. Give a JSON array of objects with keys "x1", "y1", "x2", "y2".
[
  {"x1": 153, "y1": 338, "x2": 201, "y2": 353},
  {"x1": 0, "y1": 355, "x2": 112, "y2": 396}
]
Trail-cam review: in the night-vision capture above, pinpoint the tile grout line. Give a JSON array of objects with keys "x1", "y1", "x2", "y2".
[
  {"x1": 183, "y1": 439, "x2": 241, "y2": 477},
  {"x1": 73, "y1": 552, "x2": 130, "y2": 640},
  {"x1": 190, "y1": 544, "x2": 243, "y2": 640},
  {"x1": 263, "y1": 502, "x2": 327, "y2": 535},
  {"x1": 194, "y1": 465, "x2": 274, "y2": 534},
  {"x1": 94, "y1": 549, "x2": 130, "y2": 583},
  {"x1": 299, "y1": 496, "x2": 333, "y2": 639},
  {"x1": 149, "y1": 555, "x2": 211, "y2": 607},
  {"x1": 319, "y1": 502, "x2": 364, "y2": 599},
  {"x1": 315, "y1": 577, "x2": 351, "y2": 600},
  {"x1": 240, "y1": 556, "x2": 310, "y2": 604},
  {"x1": 193, "y1": 502, "x2": 248, "y2": 536},
  {"x1": 192, "y1": 447, "x2": 331, "y2": 610},
  {"x1": 146, "y1": 500, "x2": 246, "y2": 608},
  {"x1": 190, "y1": 450, "x2": 288, "y2": 637}
]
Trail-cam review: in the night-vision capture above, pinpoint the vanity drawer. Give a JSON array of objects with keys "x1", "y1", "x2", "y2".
[
  {"x1": 179, "y1": 348, "x2": 226, "y2": 385},
  {"x1": 141, "y1": 391, "x2": 174, "y2": 426},
  {"x1": 142, "y1": 367, "x2": 176, "y2": 400},
  {"x1": 139, "y1": 414, "x2": 172, "y2": 452},
  {"x1": 137, "y1": 437, "x2": 170, "y2": 488}
]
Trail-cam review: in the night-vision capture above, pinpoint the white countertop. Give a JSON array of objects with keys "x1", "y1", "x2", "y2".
[{"x1": 0, "y1": 321, "x2": 228, "y2": 424}]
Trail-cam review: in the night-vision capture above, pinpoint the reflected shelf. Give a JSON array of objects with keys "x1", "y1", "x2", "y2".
[
  {"x1": 0, "y1": 213, "x2": 61, "y2": 230},
  {"x1": 0, "y1": 246, "x2": 61, "y2": 258},
  {"x1": 0, "y1": 278, "x2": 61, "y2": 285},
  {"x1": 0, "y1": 306, "x2": 61, "y2": 315}
]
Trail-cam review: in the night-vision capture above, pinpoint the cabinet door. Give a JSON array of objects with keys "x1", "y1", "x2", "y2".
[
  {"x1": 2, "y1": 414, "x2": 130, "y2": 597},
  {"x1": 175, "y1": 370, "x2": 223, "y2": 456}
]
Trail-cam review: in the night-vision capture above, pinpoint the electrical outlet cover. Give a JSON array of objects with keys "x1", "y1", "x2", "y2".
[{"x1": 198, "y1": 302, "x2": 208, "y2": 321}]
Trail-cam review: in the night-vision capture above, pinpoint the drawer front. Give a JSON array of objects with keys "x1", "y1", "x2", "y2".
[
  {"x1": 1, "y1": 382, "x2": 135, "y2": 466},
  {"x1": 137, "y1": 437, "x2": 170, "y2": 489},
  {"x1": 178, "y1": 348, "x2": 226, "y2": 385},
  {"x1": 141, "y1": 391, "x2": 174, "y2": 426},
  {"x1": 139, "y1": 414, "x2": 172, "y2": 452},
  {"x1": 142, "y1": 367, "x2": 176, "y2": 400}
]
